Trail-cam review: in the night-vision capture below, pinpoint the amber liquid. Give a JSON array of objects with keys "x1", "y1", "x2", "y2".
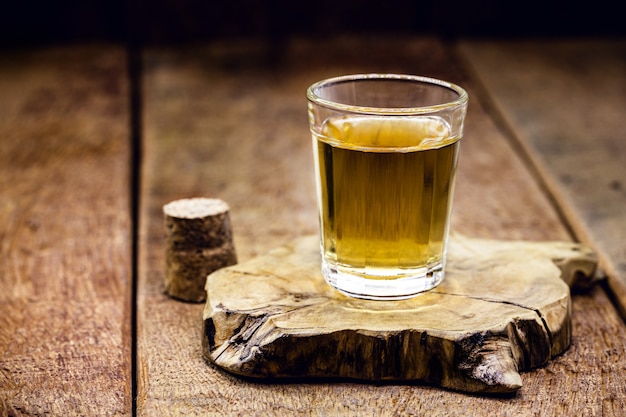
[{"x1": 313, "y1": 115, "x2": 460, "y2": 282}]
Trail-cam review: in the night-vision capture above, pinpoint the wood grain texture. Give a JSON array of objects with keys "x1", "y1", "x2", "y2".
[
  {"x1": 458, "y1": 39, "x2": 626, "y2": 318},
  {"x1": 204, "y1": 235, "x2": 598, "y2": 394},
  {"x1": 0, "y1": 46, "x2": 132, "y2": 416},
  {"x1": 137, "y1": 37, "x2": 626, "y2": 415}
]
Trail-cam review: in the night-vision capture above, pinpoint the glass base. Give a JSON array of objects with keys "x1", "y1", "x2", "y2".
[{"x1": 322, "y1": 260, "x2": 445, "y2": 300}]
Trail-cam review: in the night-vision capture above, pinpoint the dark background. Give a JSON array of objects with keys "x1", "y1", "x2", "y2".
[{"x1": 1, "y1": 0, "x2": 624, "y2": 48}]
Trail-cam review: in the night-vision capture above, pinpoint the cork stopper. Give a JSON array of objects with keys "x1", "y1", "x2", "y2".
[{"x1": 163, "y1": 197, "x2": 237, "y2": 302}]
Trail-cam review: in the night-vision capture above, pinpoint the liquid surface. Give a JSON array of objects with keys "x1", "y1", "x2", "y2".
[{"x1": 313, "y1": 115, "x2": 460, "y2": 278}]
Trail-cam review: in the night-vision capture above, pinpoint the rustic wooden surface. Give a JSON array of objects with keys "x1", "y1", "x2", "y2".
[
  {"x1": 0, "y1": 46, "x2": 132, "y2": 415},
  {"x1": 2, "y1": 36, "x2": 625, "y2": 416},
  {"x1": 458, "y1": 40, "x2": 626, "y2": 318},
  {"x1": 204, "y1": 235, "x2": 598, "y2": 394},
  {"x1": 137, "y1": 37, "x2": 626, "y2": 415}
]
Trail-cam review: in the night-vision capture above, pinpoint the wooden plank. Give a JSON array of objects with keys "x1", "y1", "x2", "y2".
[
  {"x1": 0, "y1": 46, "x2": 132, "y2": 416},
  {"x1": 137, "y1": 36, "x2": 626, "y2": 415},
  {"x1": 458, "y1": 39, "x2": 626, "y2": 318}
]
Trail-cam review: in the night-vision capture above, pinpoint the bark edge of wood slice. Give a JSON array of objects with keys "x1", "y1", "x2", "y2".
[{"x1": 202, "y1": 234, "x2": 598, "y2": 394}]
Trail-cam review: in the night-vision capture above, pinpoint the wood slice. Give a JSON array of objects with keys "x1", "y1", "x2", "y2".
[{"x1": 202, "y1": 235, "x2": 597, "y2": 394}]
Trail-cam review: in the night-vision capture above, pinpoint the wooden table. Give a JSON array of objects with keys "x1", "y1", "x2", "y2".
[{"x1": 1, "y1": 36, "x2": 625, "y2": 416}]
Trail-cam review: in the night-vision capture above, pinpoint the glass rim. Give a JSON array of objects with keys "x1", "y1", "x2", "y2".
[{"x1": 306, "y1": 73, "x2": 468, "y2": 115}]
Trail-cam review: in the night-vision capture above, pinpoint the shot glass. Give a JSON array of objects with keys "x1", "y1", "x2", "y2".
[{"x1": 307, "y1": 74, "x2": 468, "y2": 300}]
